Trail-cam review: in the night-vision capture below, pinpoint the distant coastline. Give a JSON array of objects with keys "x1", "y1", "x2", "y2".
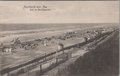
[{"x1": 0, "y1": 23, "x2": 118, "y2": 31}]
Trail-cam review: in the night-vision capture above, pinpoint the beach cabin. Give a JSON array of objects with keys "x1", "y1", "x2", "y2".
[{"x1": 57, "y1": 43, "x2": 64, "y2": 50}]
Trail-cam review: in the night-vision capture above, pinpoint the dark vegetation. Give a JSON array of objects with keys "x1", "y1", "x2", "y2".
[{"x1": 56, "y1": 31, "x2": 119, "y2": 76}]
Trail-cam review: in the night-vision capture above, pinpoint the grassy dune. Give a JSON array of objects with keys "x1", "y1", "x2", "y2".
[{"x1": 55, "y1": 31, "x2": 119, "y2": 76}]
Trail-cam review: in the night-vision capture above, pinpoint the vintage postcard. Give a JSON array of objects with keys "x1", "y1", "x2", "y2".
[{"x1": 0, "y1": 1, "x2": 119, "y2": 76}]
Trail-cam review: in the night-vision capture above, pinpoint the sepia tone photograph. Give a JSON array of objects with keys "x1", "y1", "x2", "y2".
[{"x1": 0, "y1": 1, "x2": 119, "y2": 76}]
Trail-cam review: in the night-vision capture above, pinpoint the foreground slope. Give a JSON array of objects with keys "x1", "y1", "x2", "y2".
[{"x1": 55, "y1": 30, "x2": 119, "y2": 76}]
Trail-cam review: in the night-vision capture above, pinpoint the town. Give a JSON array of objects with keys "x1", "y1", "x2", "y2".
[{"x1": 0, "y1": 23, "x2": 118, "y2": 76}]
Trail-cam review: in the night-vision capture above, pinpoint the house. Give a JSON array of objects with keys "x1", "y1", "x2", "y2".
[
  {"x1": 3, "y1": 47, "x2": 12, "y2": 53},
  {"x1": 0, "y1": 46, "x2": 13, "y2": 53}
]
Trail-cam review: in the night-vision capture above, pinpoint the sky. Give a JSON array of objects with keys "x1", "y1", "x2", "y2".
[{"x1": 0, "y1": 1, "x2": 119, "y2": 23}]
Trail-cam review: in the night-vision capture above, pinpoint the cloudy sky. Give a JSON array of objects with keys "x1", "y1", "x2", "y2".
[{"x1": 0, "y1": 1, "x2": 119, "y2": 23}]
